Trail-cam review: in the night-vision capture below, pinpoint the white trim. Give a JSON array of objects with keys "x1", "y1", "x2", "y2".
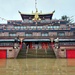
[
  {"x1": 0, "y1": 39, "x2": 14, "y2": 41},
  {"x1": 24, "y1": 39, "x2": 50, "y2": 41},
  {"x1": 54, "y1": 39, "x2": 75, "y2": 41}
]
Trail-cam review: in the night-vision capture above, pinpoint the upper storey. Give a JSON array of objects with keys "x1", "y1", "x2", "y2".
[{"x1": 19, "y1": 9, "x2": 55, "y2": 22}]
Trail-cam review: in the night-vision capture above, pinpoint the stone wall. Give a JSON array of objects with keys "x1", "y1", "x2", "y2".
[{"x1": 0, "y1": 47, "x2": 20, "y2": 58}]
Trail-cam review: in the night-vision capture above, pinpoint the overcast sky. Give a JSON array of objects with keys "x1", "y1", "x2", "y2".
[{"x1": 0, "y1": 0, "x2": 75, "y2": 23}]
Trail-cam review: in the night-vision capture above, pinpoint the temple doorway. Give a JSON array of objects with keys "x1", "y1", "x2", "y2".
[
  {"x1": 32, "y1": 42, "x2": 41, "y2": 49},
  {"x1": 24, "y1": 42, "x2": 50, "y2": 50}
]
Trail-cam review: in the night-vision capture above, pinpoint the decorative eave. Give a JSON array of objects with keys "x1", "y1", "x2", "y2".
[
  {"x1": 19, "y1": 10, "x2": 55, "y2": 21},
  {"x1": 19, "y1": 10, "x2": 55, "y2": 15}
]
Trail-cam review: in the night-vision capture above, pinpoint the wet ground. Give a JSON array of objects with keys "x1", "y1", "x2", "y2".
[{"x1": 0, "y1": 58, "x2": 75, "y2": 75}]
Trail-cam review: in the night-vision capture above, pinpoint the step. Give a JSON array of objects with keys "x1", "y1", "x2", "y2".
[{"x1": 17, "y1": 48, "x2": 56, "y2": 58}]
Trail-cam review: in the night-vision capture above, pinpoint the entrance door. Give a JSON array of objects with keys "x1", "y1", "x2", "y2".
[
  {"x1": 42, "y1": 42, "x2": 48, "y2": 49},
  {"x1": 35, "y1": 42, "x2": 39, "y2": 49},
  {"x1": 0, "y1": 50, "x2": 7, "y2": 59},
  {"x1": 31, "y1": 42, "x2": 40, "y2": 49},
  {"x1": 29, "y1": 42, "x2": 32, "y2": 49},
  {"x1": 66, "y1": 49, "x2": 75, "y2": 58}
]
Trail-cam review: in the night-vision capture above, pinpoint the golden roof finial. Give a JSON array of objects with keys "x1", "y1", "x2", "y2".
[
  {"x1": 32, "y1": 0, "x2": 41, "y2": 21},
  {"x1": 32, "y1": 8, "x2": 41, "y2": 21}
]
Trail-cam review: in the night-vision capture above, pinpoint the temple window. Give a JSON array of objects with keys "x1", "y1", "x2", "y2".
[
  {"x1": 50, "y1": 26, "x2": 53, "y2": 28},
  {"x1": 14, "y1": 26, "x2": 17, "y2": 29},
  {"x1": 40, "y1": 20, "x2": 46, "y2": 23},
  {"x1": 25, "y1": 33, "x2": 32, "y2": 36},
  {"x1": 29, "y1": 20, "x2": 33, "y2": 23},
  {"x1": 31, "y1": 26, "x2": 36, "y2": 29},
  {"x1": 48, "y1": 26, "x2": 51, "y2": 29},
  {"x1": 9, "y1": 33, "x2": 16, "y2": 36},
  {"x1": 23, "y1": 19, "x2": 29, "y2": 23},
  {"x1": 14, "y1": 26, "x2": 27, "y2": 30},
  {"x1": 26, "y1": 26, "x2": 30, "y2": 29},
  {"x1": 56, "y1": 26, "x2": 60, "y2": 28},
  {"x1": 60, "y1": 42, "x2": 75, "y2": 45},
  {"x1": 54, "y1": 26, "x2": 58, "y2": 29},
  {"x1": 20, "y1": 26, "x2": 24, "y2": 30},
  {"x1": 33, "y1": 32, "x2": 41, "y2": 36},
  {"x1": 58, "y1": 32, "x2": 65, "y2": 36},
  {"x1": 45, "y1": 19, "x2": 50, "y2": 23},
  {"x1": 42, "y1": 33, "x2": 48, "y2": 36},
  {"x1": 37, "y1": 26, "x2": 43, "y2": 29},
  {"x1": 48, "y1": 26, "x2": 60, "y2": 29},
  {"x1": 23, "y1": 26, "x2": 26, "y2": 29},
  {"x1": 0, "y1": 43, "x2": 14, "y2": 46},
  {"x1": 14, "y1": 26, "x2": 20, "y2": 29},
  {"x1": 18, "y1": 26, "x2": 20, "y2": 29}
]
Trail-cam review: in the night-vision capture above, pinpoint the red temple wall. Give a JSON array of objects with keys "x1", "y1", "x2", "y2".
[
  {"x1": 0, "y1": 50, "x2": 7, "y2": 59},
  {"x1": 66, "y1": 49, "x2": 75, "y2": 58}
]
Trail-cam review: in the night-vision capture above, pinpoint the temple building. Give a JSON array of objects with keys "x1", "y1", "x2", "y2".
[{"x1": 0, "y1": 8, "x2": 75, "y2": 59}]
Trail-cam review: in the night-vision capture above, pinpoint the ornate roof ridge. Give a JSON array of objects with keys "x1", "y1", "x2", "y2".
[{"x1": 18, "y1": 10, "x2": 55, "y2": 15}]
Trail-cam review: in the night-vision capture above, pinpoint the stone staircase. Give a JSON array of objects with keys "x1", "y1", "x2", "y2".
[
  {"x1": 47, "y1": 48, "x2": 56, "y2": 58},
  {"x1": 17, "y1": 48, "x2": 26, "y2": 58},
  {"x1": 26, "y1": 49, "x2": 46, "y2": 58},
  {"x1": 17, "y1": 47, "x2": 56, "y2": 58}
]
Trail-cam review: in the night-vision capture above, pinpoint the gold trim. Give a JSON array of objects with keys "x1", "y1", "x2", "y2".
[{"x1": 18, "y1": 10, "x2": 55, "y2": 15}]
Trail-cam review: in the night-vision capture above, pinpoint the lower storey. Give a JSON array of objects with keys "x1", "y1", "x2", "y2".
[
  {"x1": 66, "y1": 50, "x2": 75, "y2": 58},
  {"x1": 0, "y1": 42, "x2": 75, "y2": 58},
  {"x1": 0, "y1": 50, "x2": 7, "y2": 59}
]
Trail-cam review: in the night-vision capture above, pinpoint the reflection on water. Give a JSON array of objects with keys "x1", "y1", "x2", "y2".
[{"x1": 0, "y1": 58, "x2": 75, "y2": 75}]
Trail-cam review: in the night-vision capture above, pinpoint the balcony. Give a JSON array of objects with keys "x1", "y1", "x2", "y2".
[{"x1": 0, "y1": 35, "x2": 75, "y2": 40}]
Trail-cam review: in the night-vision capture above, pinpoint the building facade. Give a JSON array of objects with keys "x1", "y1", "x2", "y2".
[{"x1": 0, "y1": 10, "x2": 75, "y2": 58}]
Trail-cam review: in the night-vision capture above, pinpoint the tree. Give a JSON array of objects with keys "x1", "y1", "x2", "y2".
[{"x1": 61, "y1": 15, "x2": 74, "y2": 23}]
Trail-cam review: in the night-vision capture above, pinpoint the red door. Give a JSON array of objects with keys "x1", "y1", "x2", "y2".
[
  {"x1": 0, "y1": 50, "x2": 7, "y2": 59},
  {"x1": 66, "y1": 50, "x2": 75, "y2": 58}
]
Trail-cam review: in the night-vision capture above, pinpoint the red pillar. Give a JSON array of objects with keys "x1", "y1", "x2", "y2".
[
  {"x1": 51, "y1": 42, "x2": 54, "y2": 48},
  {"x1": 30, "y1": 42, "x2": 32, "y2": 49},
  {"x1": 20, "y1": 42, "x2": 22, "y2": 50}
]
